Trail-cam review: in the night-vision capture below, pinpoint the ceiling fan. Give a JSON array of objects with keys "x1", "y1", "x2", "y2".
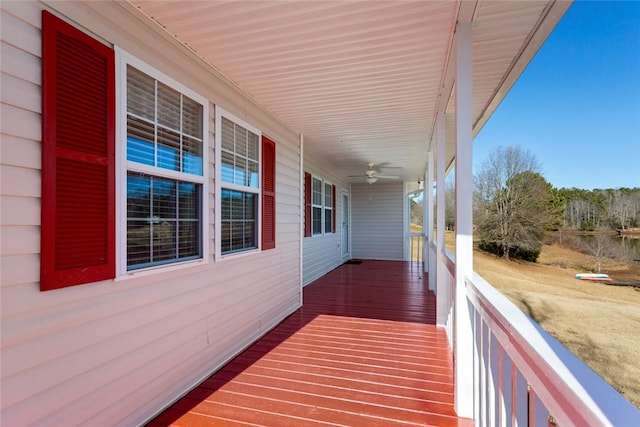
[{"x1": 349, "y1": 163, "x2": 400, "y2": 184}]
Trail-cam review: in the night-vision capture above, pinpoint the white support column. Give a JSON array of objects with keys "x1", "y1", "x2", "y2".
[
  {"x1": 454, "y1": 21, "x2": 474, "y2": 419},
  {"x1": 425, "y1": 154, "x2": 434, "y2": 281},
  {"x1": 435, "y1": 114, "x2": 447, "y2": 326},
  {"x1": 299, "y1": 133, "x2": 305, "y2": 307}
]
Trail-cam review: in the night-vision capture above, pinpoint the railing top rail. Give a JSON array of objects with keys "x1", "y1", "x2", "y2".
[{"x1": 466, "y1": 272, "x2": 640, "y2": 427}]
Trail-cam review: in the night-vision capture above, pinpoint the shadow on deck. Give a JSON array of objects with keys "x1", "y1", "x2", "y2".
[{"x1": 148, "y1": 260, "x2": 471, "y2": 426}]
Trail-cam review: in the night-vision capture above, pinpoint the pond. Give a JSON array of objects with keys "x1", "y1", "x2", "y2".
[{"x1": 569, "y1": 233, "x2": 640, "y2": 263}]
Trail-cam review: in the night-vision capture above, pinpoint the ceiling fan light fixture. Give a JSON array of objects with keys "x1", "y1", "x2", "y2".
[{"x1": 366, "y1": 176, "x2": 378, "y2": 184}]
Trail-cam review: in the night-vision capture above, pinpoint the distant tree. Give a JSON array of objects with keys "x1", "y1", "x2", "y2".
[
  {"x1": 474, "y1": 146, "x2": 555, "y2": 261},
  {"x1": 565, "y1": 234, "x2": 619, "y2": 273},
  {"x1": 445, "y1": 177, "x2": 456, "y2": 231},
  {"x1": 409, "y1": 197, "x2": 423, "y2": 229}
]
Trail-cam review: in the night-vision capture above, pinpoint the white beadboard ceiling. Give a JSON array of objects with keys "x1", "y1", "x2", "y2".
[{"x1": 130, "y1": 0, "x2": 570, "y2": 183}]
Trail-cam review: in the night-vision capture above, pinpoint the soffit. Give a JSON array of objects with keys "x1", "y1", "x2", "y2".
[{"x1": 130, "y1": 0, "x2": 566, "y2": 183}]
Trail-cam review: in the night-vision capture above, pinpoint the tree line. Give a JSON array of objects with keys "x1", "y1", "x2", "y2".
[
  {"x1": 558, "y1": 187, "x2": 640, "y2": 231},
  {"x1": 473, "y1": 146, "x2": 639, "y2": 261}
]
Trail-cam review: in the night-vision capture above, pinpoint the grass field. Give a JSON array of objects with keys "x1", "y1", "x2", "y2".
[{"x1": 472, "y1": 238, "x2": 640, "y2": 408}]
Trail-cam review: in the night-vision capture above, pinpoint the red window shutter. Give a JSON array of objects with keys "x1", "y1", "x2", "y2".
[
  {"x1": 304, "y1": 172, "x2": 312, "y2": 237},
  {"x1": 40, "y1": 11, "x2": 116, "y2": 291},
  {"x1": 332, "y1": 185, "x2": 337, "y2": 233},
  {"x1": 261, "y1": 136, "x2": 276, "y2": 250}
]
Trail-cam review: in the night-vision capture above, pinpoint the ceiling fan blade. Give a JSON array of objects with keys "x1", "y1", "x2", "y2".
[
  {"x1": 375, "y1": 162, "x2": 402, "y2": 169},
  {"x1": 376, "y1": 175, "x2": 399, "y2": 179}
]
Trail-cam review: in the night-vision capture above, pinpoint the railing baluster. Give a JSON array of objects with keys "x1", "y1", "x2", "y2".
[
  {"x1": 481, "y1": 320, "x2": 489, "y2": 426},
  {"x1": 490, "y1": 333, "x2": 499, "y2": 426},
  {"x1": 514, "y1": 367, "x2": 528, "y2": 427},
  {"x1": 501, "y1": 350, "x2": 512, "y2": 427}
]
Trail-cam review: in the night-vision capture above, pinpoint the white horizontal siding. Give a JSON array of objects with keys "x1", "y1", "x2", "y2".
[
  {"x1": 351, "y1": 182, "x2": 405, "y2": 260},
  {"x1": 302, "y1": 161, "x2": 348, "y2": 285},
  {"x1": 0, "y1": 1, "x2": 301, "y2": 425}
]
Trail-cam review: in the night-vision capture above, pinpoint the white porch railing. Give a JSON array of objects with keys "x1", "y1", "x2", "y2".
[
  {"x1": 409, "y1": 232, "x2": 424, "y2": 264},
  {"x1": 431, "y1": 245, "x2": 640, "y2": 426}
]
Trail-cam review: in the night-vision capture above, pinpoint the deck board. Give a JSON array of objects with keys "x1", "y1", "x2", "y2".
[{"x1": 148, "y1": 260, "x2": 472, "y2": 426}]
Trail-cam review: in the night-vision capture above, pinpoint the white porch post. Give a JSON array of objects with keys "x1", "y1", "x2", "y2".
[
  {"x1": 435, "y1": 114, "x2": 447, "y2": 326},
  {"x1": 299, "y1": 133, "x2": 304, "y2": 307},
  {"x1": 454, "y1": 21, "x2": 474, "y2": 419},
  {"x1": 425, "y1": 153, "x2": 434, "y2": 284}
]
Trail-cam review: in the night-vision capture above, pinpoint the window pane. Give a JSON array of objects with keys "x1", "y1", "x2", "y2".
[
  {"x1": 221, "y1": 189, "x2": 257, "y2": 254},
  {"x1": 235, "y1": 126, "x2": 247, "y2": 156},
  {"x1": 157, "y1": 82, "x2": 180, "y2": 130},
  {"x1": 220, "y1": 117, "x2": 259, "y2": 188},
  {"x1": 153, "y1": 221, "x2": 176, "y2": 262},
  {"x1": 312, "y1": 206, "x2": 322, "y2": 235},
  {"x1": 312, "y1": 178, "x2": 322, "y2": 205},
  {"x1": 128, "y1": 220, "x2": 151, "y2": 266},
  {"x1": 325, "y1": 208, "x2": 332, "y2": 233},
  {"x1": 235, "y1": 126, "x2": 248, "y2": 158},
  {"x1": 178, "y1": 182, "x2": 198, "y2": 220},
  {"x1": 127, "y1": 172, "x2": 201, "y2": 270},
  {"x1": 152, "y1": 178, "x2": 176, "y2": 219},
  {"x1": 127, "y1": 65, "x2": 204, "y2": 175},
  {"x1": 127, "y1": 173, "x2": 150, "y2": 219},
  {"x1": 235, "y1": 156, "x2": 247, "y2": 186},
  {"x1": 127, "y1": 173, "x2": 151, "y2": 267},
  {"x1": 157, "y1": 128, "x2": 180, "y2": 171},
  {"x1": 325, "y1": 183, "x2": 332, "y2": 207},
  {"x1": 231, "y1": 190, "x2": 244, "y2": 220},
  {"x1": 221, "y1": 221, "x2": 231, "y2": 253},
  {"x1": 247, "y1": 131, "x2": 259, "y2": 162},
  {"x1": 244, "y1": 192, "x2": 256, "y2": 218},
  {"x1": 178, "y1": 221, "x2": 199, "y2": 258},
  {"x1": 127, "y1": 66, "x2": 155, "y2": 120},
  {"x1": 182, "y1": 96, "x2": 203, "y2": 138},
  {"x1": 127, "y1": 117, "x2": 154, "y2": 166},
  {"x1": 183, "y1": 136, "x2": 203, "y2": 175},
  {"x1": 248, "y1": 160, "x2": 259, "y2": 188},
  {"x1": 221, "y1": 117, "x2": 235, "y2": 152},
  {"x1": 221, "y1": 150, "x2": 234, "y2": 183},
  {"x1": 221, "y1": 188, "x2": 232, "y2": 220},
  {"x1": 244, "y1": 221, "x2": 255, "y2": 248}
]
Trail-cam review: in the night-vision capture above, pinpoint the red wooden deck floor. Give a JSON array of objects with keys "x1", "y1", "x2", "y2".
[{"x1": 148, "y1": 260, "x2": 472, "y2": 426}]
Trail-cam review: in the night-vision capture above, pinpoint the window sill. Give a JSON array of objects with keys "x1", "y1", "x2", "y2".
[
  {"x1": 215, "y1": 248, "x2": 260, "y2": 262},
  {"x1": 115, "y1": 257, "x2": 208, "y2": 282}
]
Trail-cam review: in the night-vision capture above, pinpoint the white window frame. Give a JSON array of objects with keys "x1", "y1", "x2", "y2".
[
  {"x1": 309, "y1": 176, "x2": 335, "y2": 236},
  {"x1": 324, "y1": 180, "x2": 334, "y2": 235},
  {"x1": 115, "y1": 48, "x2": 209, "y2": 277},
  {"x1": 311, "y1": 175, "x2": 324, "y2": 236},
  {"x1": 215, "y1": 107, "x2": 262, "y2": 260}
]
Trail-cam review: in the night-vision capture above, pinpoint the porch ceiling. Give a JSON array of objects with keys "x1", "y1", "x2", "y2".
[{"x1": 130, "y1": 0, "x2": 569, "y2": 183}]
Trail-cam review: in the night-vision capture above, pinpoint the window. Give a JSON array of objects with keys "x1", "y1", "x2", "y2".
[
  {"x1": 324, "y1": 181, "x2": 333, "y2": 233},
  {"x1": 312, "y1": 177, "x2": 323, "y2": 235},
  {"x1": 217, "y1": 111, "x2": 262, "y2": 255},
  {"x1": 122, "y1": 55, "x2": 207, "y2": 271},
  {"x1": 304, "y1": 173, "x2": 336, "y2": 237}
]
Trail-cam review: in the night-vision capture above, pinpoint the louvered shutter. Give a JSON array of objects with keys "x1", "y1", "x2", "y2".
[
  {"x1": 332, "y1": 185, "x2": 337, "y2": 233},
  {"x1": 304, "y1": 172, "x2": 312, "y2": 237},
  {"x1": 41, "y1": 11, "x2": 116, "y2": 291},
  {"x1": 261, "y1": 136, "x2": 276, "y2": 250}
]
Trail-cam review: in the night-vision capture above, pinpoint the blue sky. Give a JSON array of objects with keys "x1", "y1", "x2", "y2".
[{"x1": 473, "y1": 0, "x2": 640, "y2": 191}]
